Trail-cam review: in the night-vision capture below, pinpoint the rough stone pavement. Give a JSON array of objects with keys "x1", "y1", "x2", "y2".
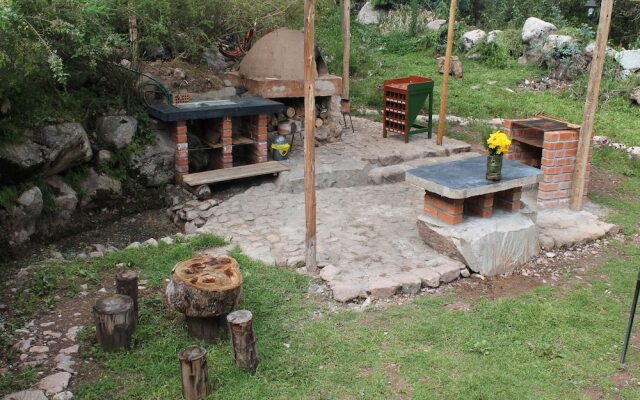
[{"x1": 196, "y1": 181, "x2": 466, "y2": 302}]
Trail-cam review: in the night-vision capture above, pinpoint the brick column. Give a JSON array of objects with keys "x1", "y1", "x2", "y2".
[
  {"x1": 464, "y1": 193, "x2": 494, "y2": 218},
  {"x1": 222, "y1": 116, "x2": 233, "y2": 168},
  {"x1": 424, "y1": 191, "x2": 464, "y2": 225},
  {"x1": 495, "y1": 187, "x2": 522, "y2": 212},
  {"x1": 249, "y1": 114, "x2": 268, "y2": 163},
  {"x1": 537, "y1": 130, "x2": 580, "y2": 209},
  {"x1": 173, "y1": 120, "x2": 188, "y2": 185}
]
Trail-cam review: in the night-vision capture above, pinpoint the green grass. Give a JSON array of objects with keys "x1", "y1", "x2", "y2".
[{"x1": 52, "y1": 241, "x2": 640, "y2": 400}]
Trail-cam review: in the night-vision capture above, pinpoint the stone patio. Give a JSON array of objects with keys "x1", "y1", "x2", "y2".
[{"x1": 168, "y1": 117, "x2": 618, "y2": 302}]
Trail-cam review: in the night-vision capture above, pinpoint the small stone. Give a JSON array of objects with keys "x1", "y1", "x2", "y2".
[
  {"x1": 160, "y1": 236, "x2": 174, "y2": 245},
  {"x1": 43, "y1": 330, "x2": 62, "y2": 339},
  {"x1": 472, "y1": 274, "x2": 486, "y2": 280},
  {"x1": 546, "y1": 252, "x2": 557, "y2": 258},
  {"x1": 54, "y1": 353, "x2": 75, "y2": 373},
  {"x1": 50, "y1": 251, "x2": 64, "y2": 260},
  {"x1": 197, "y1": 202, "x2": 212, "y2": 211},
  {"x1": 29, "y1": 346, "x2": 49, "y2": 353},
  {"x1": 98, "y1": 288, "x2": 107, "y2": 294},
  {"x1": 126, "y1": 242, "x2": 141, "y2": 249},
  {"x1": 52, "y1": 392, "x2": 74, "y2": 400},
  {"x1": 185, "y1": 210, "x2": 199, "y2": 221},
  {"x1": 79, "y1": 284, "x2": 88, "y2": 290},
  {"x1": 460, "y1": 268, "x2": 471, "y2": 278},
  {"x1": 66, "y1": 326, "x2": 81, "y2": 341},
  {"x1": 40, "y1": 322, "x2": 55, "y2": 327},
  {"x1": 59, "y1": 345, "x2": 79, "y2": 355},
  {"x1": 275, "y1": 257, "x2": 289, "y2": 268},
  {"x1": 37, "y1": 371, "x2": 71, "y2": 395},
  {"x1": 143, "y1": 238, "x2": 158, "y2": 247},
  {"x1": 15, "y1": 338, "x2": 33, "y2": 352}
]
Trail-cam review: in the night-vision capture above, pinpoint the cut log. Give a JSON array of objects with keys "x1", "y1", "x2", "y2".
[
  {"x1": 178, "y1": 345, "x2": 210, "y2": 400},
  {"x1": 285, "y1": 107, "x2": 296, "y2": 118},
  {"x1": 166, "y1": 256, "x2": 243, "y2": 342},
  {"x1": 115, "y1": 270, "x2": 139, "y2": 318},
  {"x1": 227, "y1": 310, "x2": 259, "y2": 374},
  {"x1": 93, "y1": 294, "x2": 135, "y2": 352},
  {"x1": 315, "y1": 118, "x2": 324, "y2": 128}
]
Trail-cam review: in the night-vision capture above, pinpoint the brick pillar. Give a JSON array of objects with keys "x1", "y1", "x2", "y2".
[
  {"x1": 222, "y1": 116, "x2": 233, "y2": 168},
  {"x1": 537, "y1": 130, "x2": 580, "y2": 209},
  {"x1": 424, "y1": 191, "x2": 464, "y2": 225},
  {"x1": 173, "y1": 120, "x2": 188, "y2": 185},
  {"x1": 249, "y1": 114, "x2": 268, "y2": 163},
  {"x1": 464, "y1": 193, "x2": 494, "y2": 218},
  {"x1": 495, "y1": 187, "x2": 522, "y2": 212}
]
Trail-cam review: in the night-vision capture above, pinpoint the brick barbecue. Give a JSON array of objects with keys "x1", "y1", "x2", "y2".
[{"x1": 503, "y1": 116, "x2": 592, "y2": 209}]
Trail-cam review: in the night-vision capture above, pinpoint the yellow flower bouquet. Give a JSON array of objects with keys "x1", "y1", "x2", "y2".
[
  {"x1": 484, "y1": 130, "x2": 511, "y2": 181},
  {"x1": 485, "y1": 131, "x2": 512, "y2": 155}
]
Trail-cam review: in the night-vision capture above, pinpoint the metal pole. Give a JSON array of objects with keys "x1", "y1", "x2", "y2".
[{"x1": 621, "y1": 269, "x2": 640, "y2": 364}]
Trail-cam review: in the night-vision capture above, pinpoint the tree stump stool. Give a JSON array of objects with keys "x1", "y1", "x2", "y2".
[
  {"x1": 178, "y1": 345, "x2": 210, "y2": 400},
  {"x1": 115, "y1": 270, "x2": 139, "y2": 318},
  {"x1": 166, "y1": 256, "x2": 243, "y2": 343},
  {"x1": 93, "y1": 294, "x2": 135, "y2": 352},
  {"x1": 227, "y1": 310, "x2": 259, "y2": 374}
]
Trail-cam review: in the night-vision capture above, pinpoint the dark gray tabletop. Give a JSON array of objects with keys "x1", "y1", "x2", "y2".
[
  {"x1": 148, "y1": 97, "x2": 285, "y2": 122},
  {"x1": 405, "y1": 156, "x2": 542, "y2": 199}
]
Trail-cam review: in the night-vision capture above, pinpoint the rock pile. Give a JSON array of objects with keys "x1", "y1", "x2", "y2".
[{"x1": 167, "y1": 199, "x2": 220, "y2": 234}]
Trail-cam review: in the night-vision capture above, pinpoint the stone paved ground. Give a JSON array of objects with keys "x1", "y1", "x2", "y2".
[{"x1": 195, "y1": 182, "x2": 466, "y2": 301}]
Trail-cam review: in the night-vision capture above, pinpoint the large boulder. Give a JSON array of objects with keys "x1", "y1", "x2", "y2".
[
  {"x1": 462, "y1": 29, "x2": 486, "y2": 50},
  {"x1": 130, "y1": 130, "x2": 175, "y2": 186},
  {"x1": 584, "y1": 42, "x2": 618, "y2": 58},
  {"x1": 8, "y1": 186, "x2": 43, "y2": 245},
  {"x1": 45, "y1": 175, "x2": 78, "y2": 220},
  {"x1": 426, "y1": 19, "x2": 447, "y2": 31},
  {"x1": 32, "y1": 123, "x2": 93, "y2": 176},
  {"x1": 522, "y1": 17, "x2": 557, "y2": 44},
  {"x1": 357, "y1": 1, "x2": 381, "y2": 25},
  {"x1": 80, "y1": 168, "x2": 122, "y2": 206},
  {"x1": 0, "y1": 141, "x2": 47, "y2": 183},
  {"x1": 0, "y1": 123, "x2": 92, "y2": 183},
  {"x1": 542, "y1": 34, "x2": 576, "y2": 53},
  {"x1": 416, "y1": 211, "x2": 539, "y2": 276},
  {"x1": 96, "y1": 116, "x2": 137, "y2": 150},
  {"x1": 202, "y1": 49, "x2": 233, "y2": 76},
  {"x1": 615, "y1": 49, "x2": 640, "y2": 72}
]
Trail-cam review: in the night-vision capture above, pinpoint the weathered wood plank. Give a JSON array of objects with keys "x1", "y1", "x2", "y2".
[{"x1": 182, "y1": 161, "x2": 290, "y2": 186}]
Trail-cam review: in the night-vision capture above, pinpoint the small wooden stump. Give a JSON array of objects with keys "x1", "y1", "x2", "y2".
[
  {"x1": 166, "y1": 256, "x2": 243, "y2": 343},
  {"x1": 178, "y1": 345, "x2": 210, "y2": 400},
  {"x1": 115, "y1": 270, "x2": 139, "y2": 318},
  {"x1": 227, "y1": 310, "x2": 259, "y2": 374},
  {"x1": 93, "y1": 294, "x2": 135, "y2": 352}
]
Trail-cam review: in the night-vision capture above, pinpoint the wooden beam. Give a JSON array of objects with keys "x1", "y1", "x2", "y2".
[
  {"x1": 436, "y1": 0, "x2": 457, "y2": 146},
  {"x1": 342, "y1": 0, "x2": 351, "y2": 100},
  {"x1": 304, "y1": 0, "x2": 318, "y2": 273},
  {"x1": 570, "y1": 0, "x2": 614, "y2": 211}
]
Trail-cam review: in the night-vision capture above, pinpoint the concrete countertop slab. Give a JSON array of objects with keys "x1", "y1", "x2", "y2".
[{"x1": 406, "y1": 156, "x2": 542, "y2": 199}]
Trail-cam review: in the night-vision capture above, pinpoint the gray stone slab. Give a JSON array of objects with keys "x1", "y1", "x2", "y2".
[
  {"x1": 406, "y1": 156, "x2": 542, "y2": 199},
  {"x1": 417, "y1": 209, "x2": 539, "y2": 276}
]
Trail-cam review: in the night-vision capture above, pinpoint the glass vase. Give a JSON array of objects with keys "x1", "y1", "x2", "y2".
[{"x1": 486, "y1": 153, "x2": 503, "y2": 181}]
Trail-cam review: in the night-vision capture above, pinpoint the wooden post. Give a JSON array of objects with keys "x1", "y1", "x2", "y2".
[
  {"x1": 304, "y1": 0, "x2": 318, "y2": 273},
  {"x1": 341, "y1": 0, "x2": 351, "y2": 100},
  {"x1": 227, "y1": 310, "x2": 259, "y2": 374},
  {"x1": 128, "y1": 14, "x2": 138, "y2": 66},
  {"x1": 436, "y1": 0, "x2": 458, "y2": 146},
  {"x1": 178, "y1": 345, "x2": 210, "y2": 400},
  {"x1": 115, "y1": 270, "x2": 138, "y2": 318},
  {"x1": 570, "y1": 0, "x2": 614, "y2": 211},
  {"x1": 93, "y1": 295, "x2": 135, "y2": 352}
]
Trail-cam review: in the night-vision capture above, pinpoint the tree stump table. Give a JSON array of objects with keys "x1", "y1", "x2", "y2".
[{"x1": 166, "y1": 256, "x2": 243, "y2": 343}]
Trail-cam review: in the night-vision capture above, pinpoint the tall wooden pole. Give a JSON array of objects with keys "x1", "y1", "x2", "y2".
[
  {"x1": 304, "y1": 0, "x2": 318, "y2": 273},
  {"x1": 436, "y1": 0, "x2": 457, "y2": 146},
  {"x1": 341, "y1": 0, "x2": 351, "y2": 100},
  {"x1": 570, "y1": 0, "x2": 613, "y2": 211}
]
